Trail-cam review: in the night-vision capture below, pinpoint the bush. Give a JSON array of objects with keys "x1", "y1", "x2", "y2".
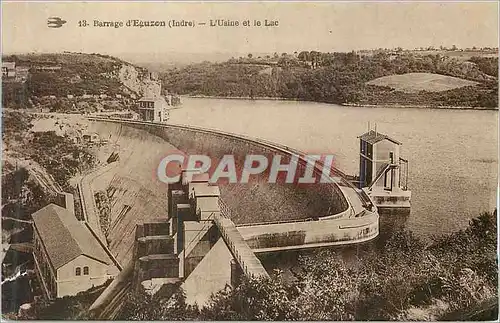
[{"x1": 31, "y1": 212, "x2": 498, "y2": 320}]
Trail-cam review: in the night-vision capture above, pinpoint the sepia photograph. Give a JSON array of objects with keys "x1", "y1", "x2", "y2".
[{"x1": 1, "y1": 1, "x2": 498, "y2": 321}]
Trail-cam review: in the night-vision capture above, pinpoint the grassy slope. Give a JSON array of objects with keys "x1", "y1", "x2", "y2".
[{"x1": 366, "y1": 73, "x2": 479, "y2": 93}]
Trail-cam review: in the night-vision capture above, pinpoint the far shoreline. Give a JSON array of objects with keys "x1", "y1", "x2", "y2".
[{"x1": 182, "y1": 95, "x2": 498, "y2": 111}]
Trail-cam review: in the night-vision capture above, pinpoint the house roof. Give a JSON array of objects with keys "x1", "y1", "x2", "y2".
[
  {"x1": 82, "y1": 132, "x2": 99, "y2": 137},
  {"x1": 32, "y1": 204, "x2": 111, "y2": 269},
  {"x1": 358, "y1": 130, "x2": 401, "y2": 145},
  {"x1": 2, "y1": 62, "x2": 15, "y2": 69},
  {"x1": 138, "y1": 96, "x2": 167, "y2": 103}
]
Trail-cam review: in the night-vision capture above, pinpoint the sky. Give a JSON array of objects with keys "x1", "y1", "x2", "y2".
[{"x1": 2, "y1": 1, "x2": 498, "y2": 56}]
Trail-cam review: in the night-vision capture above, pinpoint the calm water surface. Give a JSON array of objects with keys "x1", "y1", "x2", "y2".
[{"x1": 170, "y1": 97, "x2": 498, "y2": 238}]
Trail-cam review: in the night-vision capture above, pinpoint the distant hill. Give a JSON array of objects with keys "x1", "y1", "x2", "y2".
[
  {"x1": 2, "y1": 53, "x2": 146, "y2": 98},
  {"x1": 366, "y1": 73, "x2": 479, "y2": 93},
  {"x1": 1, "y1": 52, "x2": 164, "y2": 112},
  {"x1": 117, "y1": 51, "x2": 279, "y2": 71},
  {"x1": 3, "y1": 51, "x2": 497, "y2": 109},
  {"x1": 118, "y1": 52, "x2": 238, "y2": 71},
  {"x1": 160, "y1": 51, "x2": 497, "y2": 108}
]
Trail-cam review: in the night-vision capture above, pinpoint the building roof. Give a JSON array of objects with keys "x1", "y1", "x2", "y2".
[
  {"x1": 358, "y1": 130, "x2": 401, "y2": 145},
  {"x1": 32, "y1": 204, "x2": 111, "y2": 269},
  {"x1": 189, "y1": 183, "x2": 220, "y2": 197},
  {"x1": 138, "y1": 96, "x2": 167, "y2": 103},
  {"x1": 82, "y1": 132, "x2": 99, "y2": 138},
  {"x1": 196, "y1": 197, "x2": 221, "y2": 213},
  {"x1": 182, "y1": 172, "x2": 210, "y2": 184},
  {"x1": 139, "y1": 96, "x2": 165, "y2": 102},
  {"x1": 2, "y1": 62, "x2": 15, "y2": 69},
  {"x1": 181, "y1": 169, "x2": 209, "y2": 185}
]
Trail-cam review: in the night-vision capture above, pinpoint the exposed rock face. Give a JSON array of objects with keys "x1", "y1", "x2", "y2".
[
  {"x1": 118, "y1": 64, "x2": 162, "y2": 97},
  {"x1": 118, "y1": 64, "x2": 144, "y2": 95}
]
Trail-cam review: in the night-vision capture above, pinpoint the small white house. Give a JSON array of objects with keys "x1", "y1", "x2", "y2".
[
  {"x1": 2, "y1": 62, "x2": 16, "y2": 78},
  {"x1": 137, "y1": 96, "x2": 170, "y2": 123},
  {"x1": 82, "y1": 132, "x2": 100, "y2": 143}
]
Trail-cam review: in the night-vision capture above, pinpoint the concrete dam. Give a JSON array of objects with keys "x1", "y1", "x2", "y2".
[
  {"x1": 87, "y1": 118, "x2": 378, "y2": 251},
  {"x1": 85, "y1": 118, "x2": 379, "y2": 317}
]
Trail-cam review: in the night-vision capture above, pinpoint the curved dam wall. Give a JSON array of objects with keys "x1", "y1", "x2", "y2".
[
  {"x1": 85, "y1": 121, "x2": 176, "y2": 266},
  {"x1": 236, "y1": 213, "x2": 379, "y2": 253},
  {"x1": 87, "y1": 118, "x2": 379, "y2": 265},
  {"x1": 89, "y1": 118, "x2": 350, "y2": 225}
]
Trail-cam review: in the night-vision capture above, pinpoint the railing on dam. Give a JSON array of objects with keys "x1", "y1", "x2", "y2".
[
  {"x1": 215, "y1": 199, "x2": 269, "y2": 279},
  {"x1": 87, "y1": 117, "x2": 375, "y2": 219}
]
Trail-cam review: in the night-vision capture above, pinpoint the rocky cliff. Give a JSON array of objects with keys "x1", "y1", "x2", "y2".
[{"x1": 118, "y1": 64, "x2": 162, "y2": 97}]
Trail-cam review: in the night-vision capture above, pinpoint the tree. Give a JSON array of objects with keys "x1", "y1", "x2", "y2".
[
  {"x1": 119, "y1": 286, "x2": 199, "y2": 320},
  {"x1": 309, "y1": 51, "x2": 321, "y2": 68},
  {"x1": 297, "y1": 51, "x2": 309, "y2": 62},
  {"x1": 202, "y1": 251, "x2": 358, "y2": 321},
  {"x1": 26, "y1": 209, "x2": 497, "y2": 321}
]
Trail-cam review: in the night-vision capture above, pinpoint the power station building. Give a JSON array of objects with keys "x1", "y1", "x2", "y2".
[{"x1": 32, "y1": 204, "x2": 118, "y2": 299}]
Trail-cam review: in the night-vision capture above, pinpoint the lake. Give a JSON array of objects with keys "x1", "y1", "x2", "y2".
[{"x1": 170, "y1": 97, "x2": 498, "y2": 238}]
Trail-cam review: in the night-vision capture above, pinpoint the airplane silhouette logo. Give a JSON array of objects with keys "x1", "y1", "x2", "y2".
[{"x1": 47, "y1": 17, "x2": 67, "y2": 28}]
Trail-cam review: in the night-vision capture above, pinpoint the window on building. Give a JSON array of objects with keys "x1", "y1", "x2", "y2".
[
  {"x1": 83, "y1": 266, "x2": 89, "y2": 275},
  {"x1": 75, "y1": 267, "x2": 81, "y2": 276}
]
